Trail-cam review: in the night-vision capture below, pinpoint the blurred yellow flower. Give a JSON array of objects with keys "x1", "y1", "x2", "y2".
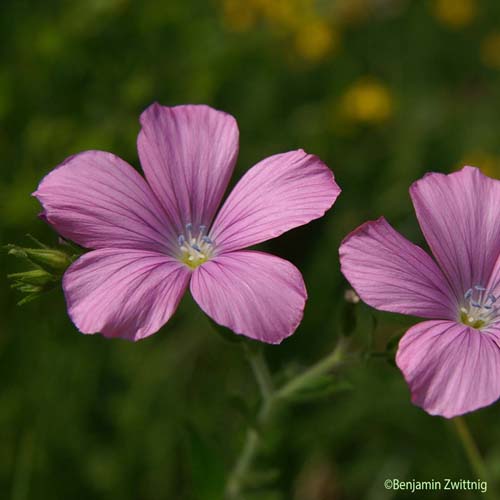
[
  {"x1": 335, "y1": 0, "x2": 407, "y2": 24},
  {"x1": 335, "y1": 0, "x2": 370, "y2": 25},
  {"x1": 459, "y1": 152, "x2": 500, "y2": 177},
  {"x1": 294, "y1": 20, "x2": 338, "y2": 62},
  {"x1": 339, "y1": 78, "x2": 394, "y2": 124},
  {"x1": 219, "y1": 0, "x2": 337, "y2": 63},
  {"x1": 222, "y1": 0, "x2": 257, "y2": 32},
  {"x1": 432, "y1": 0, "x2": 477, "y2": 29},
  {"x1": 480, "y1": 33, "x2": 500, "y2": 69},
  {"x1": 255, "y1": 0, "x2": 301, "y2": 29}
]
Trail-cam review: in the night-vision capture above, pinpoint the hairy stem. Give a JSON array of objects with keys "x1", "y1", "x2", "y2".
[
  {"x1": 244, "y1": 342, "x2": 274, "y2": 402},
  {"x1": 225, "y1": 340, "x2": 346, "y2": 499},
  {"x1": 452, "y1": 416, "x2": 487, "y2": 479},
  {"x1": 225, "y1": 345, "x2": 275, "y2": 499},
  {"x1": 276, "y1": 339, "x2": 346, "y2": 400},
  {"x1": 452, "y1": 416, "x2": 496, "y2": 499}
]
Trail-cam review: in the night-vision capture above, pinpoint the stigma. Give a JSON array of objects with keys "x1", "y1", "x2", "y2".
[
  {"x1": 177, "y1": 223, "x2": 214, "y2": 268},
  {"x1": 460, "y1": 285, "x2": 498, "y2": 329}
]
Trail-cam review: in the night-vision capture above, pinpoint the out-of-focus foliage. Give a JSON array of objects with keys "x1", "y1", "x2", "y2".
[{"x1": 2, "y1": 0, "x2": 500, "y2": 498}]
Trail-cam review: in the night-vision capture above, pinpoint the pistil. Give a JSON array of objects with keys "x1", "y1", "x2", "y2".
[
  {"x1": 460, "y1": 285, "x2": 498, "y2": 329},
  {"x1": 177, "y1": 223, "x2": 214, "y2": 268}
]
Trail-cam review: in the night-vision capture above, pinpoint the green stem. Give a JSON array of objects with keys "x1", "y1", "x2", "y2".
[
  {"x1": 225, "y1": 345, "x2": 275, "y2": 499},
  {"x1": 225, "y1": 398, "x2": 274, "y2": 499},
  {"x1": 452, "y1": 416, "x2": 497, "y2": 500},
  {"x1": 225, "y1": 340, "x2": 346, "y2": 499},
  {"x1": 452, "y1": 416, "x2": 487, "y2": 479},
  {"x1": 243, "y1": 342, "x2": 274, "y2": 402},
  {"x1": 276, "y1": 338, "x2": 346, "y2": 400}
]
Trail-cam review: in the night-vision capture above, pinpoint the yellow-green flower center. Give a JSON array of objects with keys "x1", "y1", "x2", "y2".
[
  {"x1": 177, "y1": 223, "x2": 214, "y2": 269},
  {"x1": 460, "y1": 285, "x2": 497, "y2": 329}
]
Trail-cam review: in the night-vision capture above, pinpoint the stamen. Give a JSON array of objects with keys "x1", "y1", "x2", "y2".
[
  {"x1": 177, "y1": 222, "x2": 214, "y2": 268},
  {"x1": 460, "y1": 284, "x2": 499, "y2": 329}
]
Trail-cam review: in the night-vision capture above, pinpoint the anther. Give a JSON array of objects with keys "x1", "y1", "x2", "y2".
[
  {"x1": 461, "y1": 284, "x2": 499, "y2": 329},
  {"x1": 177, "y1": 222, "x2": 214, "y2": 268}
]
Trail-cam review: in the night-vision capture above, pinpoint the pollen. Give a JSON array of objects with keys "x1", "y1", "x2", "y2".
[
  {"x1": 460, "y1": 285, "x2": 498, "y2": 329},
  {"x1": 177, "y1": 223, "x2": 214, "y2": 269}
]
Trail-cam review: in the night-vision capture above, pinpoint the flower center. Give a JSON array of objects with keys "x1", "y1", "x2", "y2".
[
  {"x1": 177, "y1": 223, "x2": 214, "y2": 269},
  {"x1": 460, "y1": 285, "x2": 498, "y2": 329}
]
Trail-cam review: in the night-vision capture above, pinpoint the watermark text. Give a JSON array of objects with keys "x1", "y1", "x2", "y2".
[{"x1": 384, "y1": 478, "x2": 487, "y2": 494}]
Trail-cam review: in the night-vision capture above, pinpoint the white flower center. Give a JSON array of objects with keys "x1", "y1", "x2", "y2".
[
  {"x1": 177, "y1": 223, "x2": 214, "y2": 268},
  {"x1": 460, "y1": 285, "x2": 498, "y2": 329}
]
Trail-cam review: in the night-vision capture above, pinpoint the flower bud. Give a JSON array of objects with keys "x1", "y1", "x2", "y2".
[
  {"x1": 6, "y1": 246, "x2": 74, "y2": 275},
  {"x1": 8, "y1": 269, "x2": 57, "y2": 286},
  {"x1": 5, "y1": 240, "x2": 78, "y2": 305},
  {"x1": 7, "y1": 268, "x2": 59, "y2": 305}
]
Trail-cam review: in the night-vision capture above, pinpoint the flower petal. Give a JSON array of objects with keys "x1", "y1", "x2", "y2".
[
  {"x1": 339, "y1": 217, "x2": 456, "y2": 319},
  {"x1": 190, "y1": 251, "x2": 307, "y2": 343},
  {"x1": 63, "y1": 249, "x2": 191, "y2": 341},
  {"x1": 487, "y1": 254, "x2": 500, "y2": 296},
  {"x1": 34, "y1": 150, "x2": 175, "y2": 253},
  {"x1": 396, "y1": 320, "x2": 500, "y2": 418},
  {"x1": 137, "y1": 103, "x2": 239, "y2": 233},
  {"x1": 210, "y1": 150, "x2": 340, "y2": 253},
  {"x1": 410, "y1": 166, "x2": 500, "y2": 300}
]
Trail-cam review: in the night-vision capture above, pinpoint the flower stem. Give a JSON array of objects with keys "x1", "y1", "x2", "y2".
[
  {"x1": 225, "y1": 344, "x2": 275, "y2": 499},
  {"x1": 276, "y1": 339, "x2": 346, "y2": 401},
  {"x1": 243, "y1": 342, "x2": 274, "y2": 402},
  {"x1": 452, "y1": 416, "x2": 488, "y2": 479},
  {"x1": 452, "y1": 416, "x2": 497, "y2": 500},
  {"x1": 225, "y1": 340, "x2": 346, "y2": 499}
]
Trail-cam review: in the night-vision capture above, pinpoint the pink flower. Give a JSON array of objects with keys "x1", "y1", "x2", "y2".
[
  {"x1": 340, "y1": 167, "x2": 500, "y2": 418},
  {"x1": 34, "y1": 104, "x2": 340, "y2": 343}
]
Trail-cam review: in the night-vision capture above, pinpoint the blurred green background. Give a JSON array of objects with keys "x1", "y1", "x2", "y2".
[{"x1": 2, "y1": 0, "x2": 500, "y2": 498}]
